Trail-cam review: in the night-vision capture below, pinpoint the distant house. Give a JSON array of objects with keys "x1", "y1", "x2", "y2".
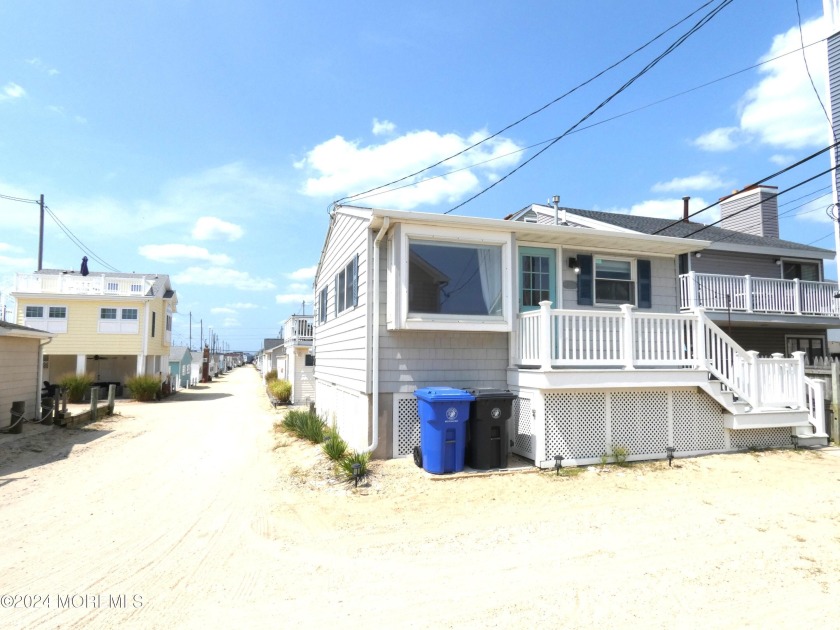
[
  {"x1": 258, "y1": 338, "x2": 283, "y2": 377},
  {"x1": 0, "y1": 321, "x2": 53, "y2": 426},
  {"x1": 12, "y1": 269, "x2": 178, "y2": 388},
  {"x1": 312, "y1": 204, "x2": 828, "y2": 466},
  {"x1": 278, "y1": 314, "x2": 314, "y2": 404},
  {"x1": 168, "y1": 346, "x2": 193, "y2": 389}
]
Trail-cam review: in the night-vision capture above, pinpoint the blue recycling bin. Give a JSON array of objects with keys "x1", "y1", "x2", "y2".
[{"x1": 414, "y1": 387, "x2": 475, "y2": 474}]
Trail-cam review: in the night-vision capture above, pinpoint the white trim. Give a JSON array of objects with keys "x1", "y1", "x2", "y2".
[
  {"x1": 778, "y1": 257, "x2": 822, "y2": 281},
  {"x1": 392, "y1": 223, "x2": 514, "y2": 332},
  {"x1": 593, "y1": 255, "x2": 637, "y2": 307}
]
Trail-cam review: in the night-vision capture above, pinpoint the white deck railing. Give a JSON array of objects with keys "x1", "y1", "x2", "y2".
[
  {"x1": 679, "y1": 272, "x2": 839, "y2": 317},
  {"x1": 282, "y1": 316, "x2": 313, "y2": 343},
  {"x1": 15, "y1": 273, "x2": 151, "y2": 297},
  {"x1": 516, "y1": 302, "x2": 813, "y2": 416}
]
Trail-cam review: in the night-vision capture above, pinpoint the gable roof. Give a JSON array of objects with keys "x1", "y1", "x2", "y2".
[
  {"x1": 168, "y1": 346, "x2": 191, "y2": 363},
  {"x1": 508, "y1": 204, "x2": 834, "y2": 259}
]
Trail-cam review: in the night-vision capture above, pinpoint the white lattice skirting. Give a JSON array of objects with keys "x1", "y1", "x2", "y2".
[{"x1": 393, "y1": 388, "x2": 797, "y2": 465}]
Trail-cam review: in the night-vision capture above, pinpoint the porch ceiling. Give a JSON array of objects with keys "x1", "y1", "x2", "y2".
[
  {"x1": 704, "y1": 312, "x2": 840, "y2": 329},
  {"x1": 368, "y1": 208, "x2": 709, "y2": 257}
]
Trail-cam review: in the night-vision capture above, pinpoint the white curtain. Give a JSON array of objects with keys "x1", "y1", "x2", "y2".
[{"x1": 478, "y1": 246, "x2": 502, "y2": 315}]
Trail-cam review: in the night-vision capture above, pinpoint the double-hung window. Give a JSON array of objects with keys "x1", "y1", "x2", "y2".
[
  {"x1": 594, "y1": 258, "x2": 634, "y2": 305},
  {"x1": 23, "y1": 305, "x2": 67, "y2": 333},
  {"x1": 334, "y1": 255, "x2": 359, "y2": 316},
  {"x1": 318, "y1": 287, "x2": 328, "y2": 323},
  {"x1": 99, "y1": 307, "x2": 140, "y2": 334}
]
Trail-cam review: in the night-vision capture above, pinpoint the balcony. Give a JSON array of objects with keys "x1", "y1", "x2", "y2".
[
  {"x1": 679, "y1": 272, "x2": 840, "y2": 318},
  {"x1": 282, "y1": 315, "x2": 313, "y2": 345},
  {"x1": 15, "y1": 273, "x2": 152, "y2": 297}
]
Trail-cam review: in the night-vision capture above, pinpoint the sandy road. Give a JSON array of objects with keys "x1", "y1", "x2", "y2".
[{"x1": 2, "y1": 367, "x2": 840, "y2": 628}]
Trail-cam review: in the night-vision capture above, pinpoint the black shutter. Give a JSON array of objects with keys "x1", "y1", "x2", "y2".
[
  {"x1": 638, "y1": 259, "x2": 652, "y2": 309},
  {"x1": 577, "y1": 254, "x2": 593, "y2": 306},
  {"x1": 352, "y1": 254, "x2": 359, "y2": 307}
]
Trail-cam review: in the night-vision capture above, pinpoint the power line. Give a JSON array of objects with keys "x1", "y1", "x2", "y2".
[
  {"x1": 347, "y1": 36, "x2": 832, "y2": 207},
  {"x1": 333, "y1": 0, "x2": 723, "y2": 208},
  {"x1": 683, "y1": 165, "x2": 838, "y2": 238},
  {"x1": 653, "y1": 140, "x2": 840, "y2": 234},
  {"x1": 0, "y1": 192, "x2": 39, "y2": 204},
  {"x1": 444, "y1": 0, "x2": 735, "y2": 215},
  {"x1": 43, "y1": 205, "x2": 120, "y2": 272}
]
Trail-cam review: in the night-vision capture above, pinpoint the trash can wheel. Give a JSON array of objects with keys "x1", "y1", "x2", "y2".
[{"x1": 413, "y1": 445, "x2": 422, "y2": 468}]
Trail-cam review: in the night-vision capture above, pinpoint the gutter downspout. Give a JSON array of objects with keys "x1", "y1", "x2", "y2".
[
  {"x1": 368, "y1": 217, "x2": 391, "y2": 454},
  {"x1": 36, "y1": 337, "x2": 52, "y2": 420},
  {"x1": 140, "y1": 301, "x2": 150, "y2": 376}
]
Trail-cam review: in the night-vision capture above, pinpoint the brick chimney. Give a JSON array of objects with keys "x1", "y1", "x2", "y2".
[{"x1": 718, "y1": 185, "x2": 779, "y2": 238}]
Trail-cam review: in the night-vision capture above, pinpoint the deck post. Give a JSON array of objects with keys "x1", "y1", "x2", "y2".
[
  {"x1": 792, "y1": 351, "x2": 807, "y2": 409},
  {"x1": 694, "y1": 308, "x2": 708, "y2": 370},
  {"x1": 793, "y1": 278, "x2": 802, "y2": 315},
  {"x1": 687, "y1": 271, "x2": 698, "y2": 309},
  {"x1": 620, "y1": 304, "x2": 635, "y2": 369},
  {"x1": 744, "y1": 275, "x2": 753, "y2": 313},
  {"x1": 539, "y1": 300, "x2": 552, "y2": 371},
  {"x1": 747, "y1": 350, "x2": 760, "y2": 408}
]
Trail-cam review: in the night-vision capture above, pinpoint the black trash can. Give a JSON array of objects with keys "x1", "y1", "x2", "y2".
[{"x1": 466, "y1": 389, "x2": 517, "y2": 470}]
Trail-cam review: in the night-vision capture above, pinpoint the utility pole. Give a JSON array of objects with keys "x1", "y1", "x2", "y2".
[
  {"x1": 37, "y1": 194, "x2": 44, "y2": 271},
  {"x1": 189, "y1": 312, "x2": 192, "y2": 351}
]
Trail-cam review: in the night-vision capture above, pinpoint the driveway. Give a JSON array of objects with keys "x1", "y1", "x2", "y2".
[{"x1": 2, "y1": 367, "x2": 840, "y2": 629}]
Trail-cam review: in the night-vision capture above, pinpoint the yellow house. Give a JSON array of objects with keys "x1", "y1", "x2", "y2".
[{"x1": 12, "y1": 270, "x2": 178, "y2": 386}]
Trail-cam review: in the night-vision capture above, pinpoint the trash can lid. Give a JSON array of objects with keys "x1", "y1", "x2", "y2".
[
  {"x1": 414, "y1": 386, "x2": 476, "y2": 402},
  {"x1": 466, "y1": 388, "x2": 517, "y2": 400}
]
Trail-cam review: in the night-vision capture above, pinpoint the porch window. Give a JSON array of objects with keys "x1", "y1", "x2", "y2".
[
  {"x1": 594, "y1": 258, "x2": 634, "y2": 305},
  {"x1": 408, "y1": 240, "x2": 502, "y2": 316},
  {"x1": 782, "y1": 260, "x2": 820, "y2": 281},
  {"x1": 787, "y1": 335, "x2": 826, "y2": 365}
]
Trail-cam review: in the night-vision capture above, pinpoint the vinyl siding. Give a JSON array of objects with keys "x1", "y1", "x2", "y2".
[
  {"x1": 0, "y1": 337, "x2": 41, "y2": 426},
  {"x1": 719, "y1": 189, "x2": 779, "y2": 238},
  {"x1": 691, "y1": 250, "x2": 786, "y2": 279},
  {"x1": 313, "y1": 210, "x2": 370, "y2": 394},
  {"x1": 561, "y1": 250, "x2": 678, "y2": 313},
  {"x1": 16, "y1": 298, "x2": 148, "y2": 355},
  {"x1": 830, "y1": 32, "x2": 840, "y2": 198}
]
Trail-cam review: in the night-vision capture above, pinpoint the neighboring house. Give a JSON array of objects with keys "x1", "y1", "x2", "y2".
[
  {"x1": 12, "y1": 269, "x2": 178, "y2": 387},
  {"x1": 168, "y1": 346, "x2": 193, "y2": 389},
  {"x1": 0, "y1": 321, "x2": 53, "y2": 426},
  {"x1": 278, "y1": 314, "x2": 315, "y2": 405},
  {"x1": 313, "y1": 204, "x2": 828, "y2": 466},
  {"x1": 258, "y1": 338, "x2": 283, "y2": 378},
  {"x1": 507, "y1": 187, "x2": 840, "y2": 363}
]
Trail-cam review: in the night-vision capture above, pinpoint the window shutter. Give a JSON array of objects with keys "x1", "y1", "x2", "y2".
[
  {"x1": 577, "y1": 254, "x2": 593, "y2": 306},
  {"x1": 638, "y1": 259, "x2": 652, "y2": 309},
  {"x1": 352, "y1": 254, "x2": 359, "y2": 307},
  {"x1": 334, "y1": 276, "x2": 339, "y2": 316}
]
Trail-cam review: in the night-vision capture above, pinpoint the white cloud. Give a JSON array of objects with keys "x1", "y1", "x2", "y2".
[
  {"x1": 287, "y1": 265, "x2": 317, "y2": 281},
  {"x1": 769, "y1": 154, "x2": 793, "y2": 166},
  {"x1": 211, "y1": 307, "x2": 237, "y2": 314},
  {"x1": 276, "y1": 293, "x2": 311, "y2": 304},
  {"x1": 695, "y1": 15, "x2": 832, "y2": 152},
  {"x1": 296, "y1": 127, "x2": 523, "y2": 210},
  {"x1": 287, "y1": 282, "x2": 309, "y2": 292},
  {"x1": 0, "y1": 83, "x2": 26, "y2": 101},
  {"x1": 223, "y1": 317, "x2": 240, "y2": 327},
  {"x1": 138, "y1": 243, "x2": 232, "y2": 266},
  {"x1": 693, "y1": 127, "x2": 742, "y2": 152},
  {"x1": 372, "y1": 118, "x2": 396, "y2": 136},
  {"x1": 0, "y1": 243, "x2": 23, "y2": 254},
  {"x1": 26, "y1": 57, "x2": 58, "y2": 76},
  {"x1": 651, "y1": 172, "x2": 732, "y2": 193},
  {"x1": 173, "y1": 266, "x2": 275, "y2": 291},
  {"x1": 192, "y1": 216, "x2": 244, "y2": 241}
]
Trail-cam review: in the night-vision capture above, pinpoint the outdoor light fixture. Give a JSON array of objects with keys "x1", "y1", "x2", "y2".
[
  {"x1": 666, "y1": 446, "x2": 676, "y2": 467},
  {"x1": 554, "y1": 454, "x2": 564, "y2": 475},
  {"x1": 790, "y1": 434, "x2": 799, "y2": 450},
  {"x1": 694, "y1": 252, "x2": 701, "y2": 258},
  {"x1": 774, "y1": 259, "x2": 782, "y2": 265},
  {"x1": 352, "y1": 462, "x2": 362, "y2": 487}
]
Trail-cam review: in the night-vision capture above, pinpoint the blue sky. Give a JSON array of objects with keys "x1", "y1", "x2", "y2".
[{"x1": 1, "y1": 0, "x2": 839, "y2": 351}]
